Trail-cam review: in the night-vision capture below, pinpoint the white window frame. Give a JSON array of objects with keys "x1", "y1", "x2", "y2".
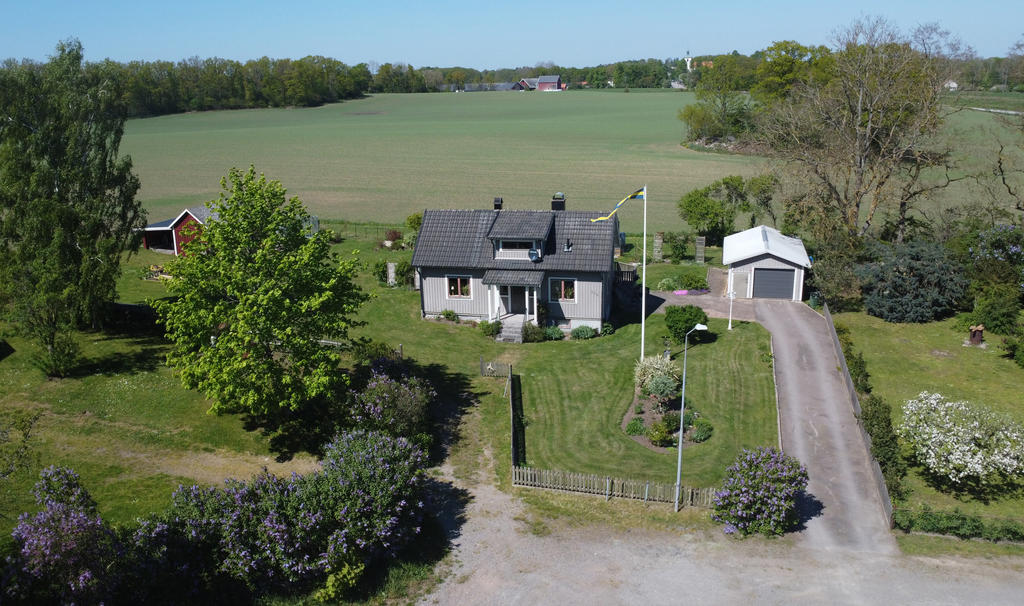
[
  {"x1": 548, "y1": 277, "x2": 577, "y2": 303},
  {"x1": 446, "y1": 274, "x2": 472, "y2": 299}
]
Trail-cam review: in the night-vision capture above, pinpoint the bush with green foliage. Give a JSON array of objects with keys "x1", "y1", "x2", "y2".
[
  {"x1": 898, "y1": 392, "x2": 1024, "y2": 488},
  {"x1": 712, "y1": 447, "x2": 808, "y2": 536},
  {"x1": 479, "y1": 320, "x2": 501, "y2": 337},
  {"x1": 646, "y1": 373, "x2": 678, "y2": 400},
  {"x1": 601, "y1": 322, "x2": 615, "y2": 335},
  {"x1": 856, "y1": 241, "x2": 967, "y2": 323},
  {"x1": 893, "y1": 506, "x2": 1024, "y2": 542},
  {"x1": 625, "y1": 417, "x2": 645, "y2": 436},
  {"x1": 646, "y1": 421, "x2": 675, "y2": 447},
  {"x1": 860, "y1": 395, "x2": 906, "y2": 499},
  {"x1": 664, "y1": 305, "x2": 709, "y2": 343},
  {"x1": 570, "y1": 325, "x2": 596, "y2": 340},
  {"x1": 846, "y1": 349, "x2": 871, "y2": 394},
  {"x1": 662, "y1": 231, "x2": 691, "y2": 261},
  {"x1": 970, "y1": 283, "x2": 1021, "y2": 335},
  {"x1": 353, "y1": 370, "x2": 435, "y2": 444},
  {"x1": 633, "y1": 355, "x2": 680, "y2": 394},
  {"x1": 372, "y1": 259, "x2": 389, "y2": 283},
  {"x1": 405, "y1": 212, "x2": 423, "y2": 235},
  {"x1": 691, "y1": 417, "x2": 714, "y2": 442},
  {"x1": 543, "y1": 325, "x2": 565, "y2": 341},
  {"x1": 440, "y1": 309, "x2": 458, "y2": 323},
  {"x1": 521, "y1": 322, "x2": 545, "y2": 343},
  {"x1": 661, "y1": 411, "x2": 681, "y2": 431}
]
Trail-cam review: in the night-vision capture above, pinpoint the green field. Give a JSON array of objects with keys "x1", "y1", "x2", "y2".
[
  {"x1": 122, "y1": 91, "x2": 765, "y2": 233},
  {"x1": 834, "y1": 312, "x2": 1024, "y2": 520}
]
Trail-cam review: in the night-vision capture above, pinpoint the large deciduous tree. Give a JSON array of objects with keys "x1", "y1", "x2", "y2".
[
  {"x1": 677, "y1": 174, "x2": 780, "y2": 244},
  {"x1": 757, "y1": 18, "x2": 966, "y2": 243},
  {"x1": 0, "y1": 40, "x2": 146, "y2": 376},
  {"x1": 678, "y1": 55, "x2": 751, "y2": 141},
  {"x1": 155, "y1": 167, "x2": 368, "y2": 419}
]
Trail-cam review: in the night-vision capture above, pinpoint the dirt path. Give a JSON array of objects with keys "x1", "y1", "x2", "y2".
[{"x1": 422, "y1": 473, "x2": 1024, "y2": 604}]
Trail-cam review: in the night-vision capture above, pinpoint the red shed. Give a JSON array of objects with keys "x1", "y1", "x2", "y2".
[{"x1": 141, "y1": 206, "x2": 215, "y2": 256}]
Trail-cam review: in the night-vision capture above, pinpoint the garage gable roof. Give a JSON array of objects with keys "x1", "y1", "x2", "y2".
[{"x1": 723, "y1": 225, "x2": 811, "y2": 268}]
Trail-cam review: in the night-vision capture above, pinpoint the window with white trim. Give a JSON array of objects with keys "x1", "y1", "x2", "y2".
[
  {"x1": 548, "y1": 277, "x2": 576, "y2": 303},
  {"x1": 446, "y1": 275, "x2": 472, "y2": 298}
]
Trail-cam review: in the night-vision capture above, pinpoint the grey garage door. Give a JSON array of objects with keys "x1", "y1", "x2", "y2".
[{"x1": 753, "y1": 268, "x2": 794, "y2": 299}]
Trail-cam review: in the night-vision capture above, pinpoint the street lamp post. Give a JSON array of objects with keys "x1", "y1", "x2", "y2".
[{"x1": 674, "y1": 322, "x2": 707, "y2": 512}]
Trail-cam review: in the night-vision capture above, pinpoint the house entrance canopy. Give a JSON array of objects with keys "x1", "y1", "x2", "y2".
[{"x1": 482, "y1": 269, "x2": 544, "y2": 287}]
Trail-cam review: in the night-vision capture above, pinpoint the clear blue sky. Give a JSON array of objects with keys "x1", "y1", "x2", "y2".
[{"x1": 3, "y1": 0, "x2": 1021, "y2": 68}]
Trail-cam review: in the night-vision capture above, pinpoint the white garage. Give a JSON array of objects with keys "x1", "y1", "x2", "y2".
[{"x1": 723, "y1": 226, "x2": 811, "y2": 301}]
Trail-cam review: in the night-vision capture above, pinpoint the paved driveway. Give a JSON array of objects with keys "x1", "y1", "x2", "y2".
[
  {"x1": 651, "y1": 288, "x2": 895, "y2": 552},
  {"x1": 754, "y1": 300, "x2": 896, "y2": 553}
]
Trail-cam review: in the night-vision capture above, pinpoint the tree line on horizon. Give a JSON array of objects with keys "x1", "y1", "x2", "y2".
[{"x1": 3, "y1": 33, "x2": 1021, "y2": 120}]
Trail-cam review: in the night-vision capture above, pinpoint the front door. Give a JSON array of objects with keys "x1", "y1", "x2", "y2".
[{"x1": 499, "y1": 286, "x2": 526, "y2": 315}]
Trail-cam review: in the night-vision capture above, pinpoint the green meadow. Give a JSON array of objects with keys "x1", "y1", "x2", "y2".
[{"x1": 122, "y1": 90, "x2": 765, "y2": 233}]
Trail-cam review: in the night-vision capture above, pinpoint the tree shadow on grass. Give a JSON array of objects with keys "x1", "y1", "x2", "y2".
[
  {"x1": 66, "y1": 332, "x2": 167, "y2": 378},
  {"x1": 791, "y1": 490, "x2": 826, "y2": 532},
  {"x1": 245, "y1": 357, "x2": 484, "y2": 466}
]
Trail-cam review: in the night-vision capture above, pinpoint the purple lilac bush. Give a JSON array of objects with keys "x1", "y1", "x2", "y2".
[
  {"x1": 354, "y1": 370, "x2": 435, "y2": 441},
  {"x1": 10, "y1": 466, "x2": 120, "y2": 603},
  {"x1": 5, "y1": 431, "x2": 426, "y2": 601},
  {"x1": 712, "y1": 447, "x2": 809, "y2": 537}
]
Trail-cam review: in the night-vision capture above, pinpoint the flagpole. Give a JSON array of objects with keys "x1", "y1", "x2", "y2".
[{"x1": 640, "y1": 184, "x2": 648, "y2": 361}]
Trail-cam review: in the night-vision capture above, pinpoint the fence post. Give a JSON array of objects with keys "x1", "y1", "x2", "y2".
[
  {"x1": 644, "y1": 482, "x2": 649, "y2": 504},
  {"x1": 605, "y1": 477, "x2": 611, "y2": 501}
]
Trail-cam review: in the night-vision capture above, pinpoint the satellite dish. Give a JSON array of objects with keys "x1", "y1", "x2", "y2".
[{"x1": 529, "y1": 249, "x2": 540, "y2": 262}]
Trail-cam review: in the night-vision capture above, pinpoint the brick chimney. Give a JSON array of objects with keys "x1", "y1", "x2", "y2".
[{"x1": 551, "y1": 192, "x2": 566, "y2": 211}]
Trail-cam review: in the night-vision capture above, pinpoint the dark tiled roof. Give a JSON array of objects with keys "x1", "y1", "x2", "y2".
[
  {"x1": 144, "y1": 217, "x2": 174, "y2": 230},
  {"x1": 482, "y1": 270, "x2": 544, "y2": 287},
  {"x1": 186, "y1": 205, "x2": 216, "y2": 224},
  {"x1": 537, "y1": 75, "x2": 561, "y2": 83},
  {"x1": 412, "y1": 209, "x2": 617, "y2": 274},
  {"x1": 487, "y1": 211, "x2": 553, "y2": 240}
]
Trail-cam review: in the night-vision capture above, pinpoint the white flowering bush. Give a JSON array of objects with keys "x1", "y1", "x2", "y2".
[
  {"x1": 633, "y1": 356, "x2": 679, "y2": 394},
  {"x1": 898, "y1": 392, "x2": 1024, "y2": 487}
]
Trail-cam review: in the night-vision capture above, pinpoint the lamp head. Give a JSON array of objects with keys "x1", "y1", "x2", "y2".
[{"x1": 695, "y1": 323, "x2": 708, "y2": 331}]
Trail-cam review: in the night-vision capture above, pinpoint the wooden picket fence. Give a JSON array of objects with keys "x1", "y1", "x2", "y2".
[{"x1": 511, "y1": 466, "x2": 715, "y2": 508}]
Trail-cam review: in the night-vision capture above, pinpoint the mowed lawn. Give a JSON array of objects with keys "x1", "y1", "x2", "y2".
[
  {"x1": 121, "y1": 91, "x2": 765, "y2": 233},
  {"x1": 517, "y1": 316, "x2": 777, "y2": 487},
  {"x1": 834, "y1": 312, "x2": 1024, "y2": 519}
]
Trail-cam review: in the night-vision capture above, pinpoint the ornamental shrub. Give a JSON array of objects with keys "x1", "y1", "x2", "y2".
[
  {"x1": 570, "y1": 325, "x2": 596, "y2": 340},
  {"x1": 543, "y1": 325, "x2": 564, "y2": 341},
  {"x1": 646, "y1": 420, "x2": 675, "y2": 447},
  {"x1": 11, "y1": 467, "x2": 120, "y2": 604},
  {"x1": 971, "y1": 224, "x2": 1024, "y2": 288},
  {"x1": 691, "y1": 417, "x2": 714, "y2": 443},
  {"x1": 479, "y1": 320, "x2": 502, "y2": 337},
  {"x1": 625, "y1": 417, "x2": 645, "y2": 436},
  {"x1": 664, "y1": 305, "x2": 709, "y2": 343},
  {"x1": 354, "y1": 370, "x2": 436, "y2": 441},
  {"x1": 712, "y1": 447, "x2": 809, "y2": 536},
  {"x1": 971, "y1": 283, "x2": 1021, "y2": 335},
  {"x1": 657, "y1": 277, "x2": 679, "y2": 291},
  {"x1": 372, "y1": 259, "x2": 388, "y2": 283},
  {"x1": 661, "y1": 411, "x2": 681, "y2": 431},
  {"x1": 898, "y1": 392, "x2": 1024, "y2": 487},
  {"x1": 384, "y1": 229, "x2": 403, "y2": 242},
  {"x1": 601, "y1": 322, "x2": 614, "y2": 335},
  {"x1": 521, "y1": 322, "x2": 545, "y2": 343},
  {"x1": 860, "y1": 395, "x2": 906, "y2": 499},
  {"x1": 394, "y1": 259, "x2": 414, "y2": 286},
  {"x1": 646, "y1": 373, "x2": 678, "y2": 400},
  {"x1": 440, "y1": 309, "x2": 458, "y2": 323},
  {"x1": 633, "y1": 356, "x2": 680, "y2": 393},
  {"x1": 856, "y1": 240, "x2": 967, "y2": 323}
]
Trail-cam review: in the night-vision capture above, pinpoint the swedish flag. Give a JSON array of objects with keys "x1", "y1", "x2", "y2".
[{"x1": 591, "y1": 188, "x2": 645, "y2": 222}]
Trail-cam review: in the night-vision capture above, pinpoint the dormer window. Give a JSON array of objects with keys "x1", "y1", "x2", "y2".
[{"x1": 495, "y1": 239, "x2": 540, "y2": 260}]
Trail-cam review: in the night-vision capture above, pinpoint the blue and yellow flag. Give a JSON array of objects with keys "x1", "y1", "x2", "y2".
[{"x1": 591, "y1": 188, "x2": 644, "y2": 222}]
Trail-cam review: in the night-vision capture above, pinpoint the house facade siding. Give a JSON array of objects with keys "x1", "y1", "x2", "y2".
[
  {"x1": 419, "y1": 269, "x2": 489, "y2": 320},
  {"x1": 728, "y1": 253, "x2": 804, "y2": 300}
]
